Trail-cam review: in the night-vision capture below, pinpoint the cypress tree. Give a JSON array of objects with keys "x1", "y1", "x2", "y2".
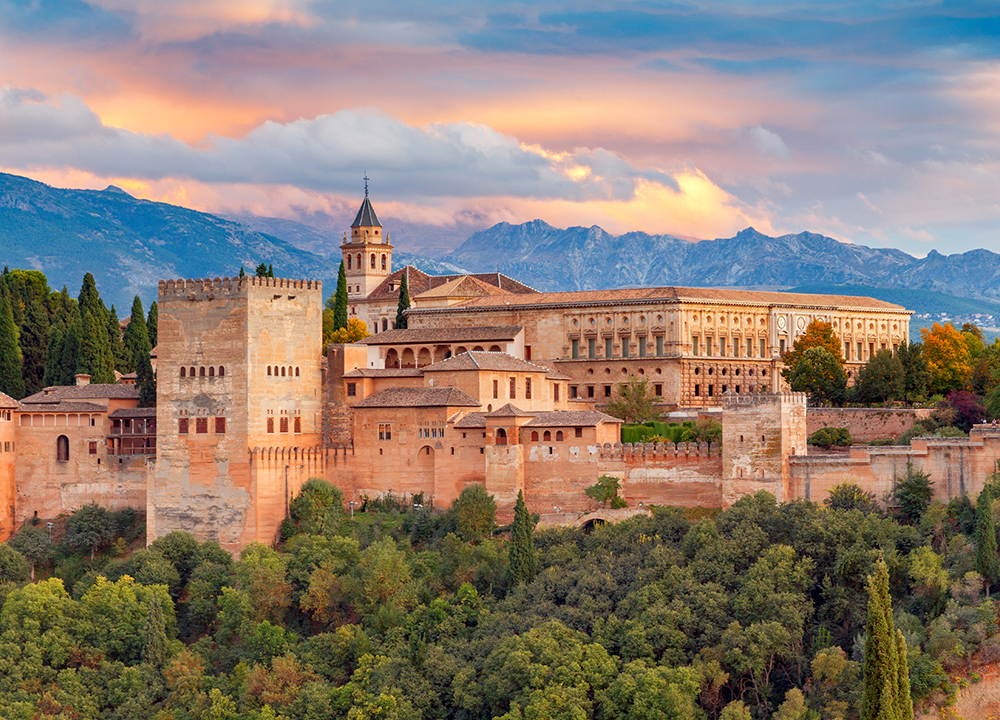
[
  {"x1": 508, "y1": 490, "x2": 538, "y2": 587},
  {"x1": 976, "y1": 490, "x2": 999, "y2": 594},
  {"x1": 19, "y1": 291, "x2": 49, "y2": 395},
  {"x1": 334, "y1": 261, "x2": 349, "y2": 331},
  {"x1": 141, "y1": 596, "x2": 168, "y2": 668},
  {"x1": 79, "y1": 311, "x2": 116, "y2": 384},
  {"x1": 78, "y1": 273, "x2": 105, "y2": 321},
  {"x1": 122, "y1": 296, "x2": 151, "y2": 371},
  {"x1": 136, "y1": 345, "x2": 156, "y2": 408},
  {"x1": 255, "y1": 263, "x2": 268, "y2": 277},
  {"x1": 147, "y1": 302, "x2": 158, "y2": 349},
  {"x1": 43, "y1": 321, "x2": 65, "y2": 387},
  {"x1": 394, "y1": 270, "x2": 410, "y2": 330},
  {"x1": 0, "y1": 285, "x2": 25, "y2": 399},
  {"x1": 59, "y1": 314, "x2": 82, "y2": 386},
  {"x1": 238, "y1": 266, "x2": 246, "y2": 278},
  {"x1": 107, "y1": 304, "x2": 129, "y2": 373},
  {"x1": 268, "y1": 263, "x2": 274, "y2": 277},
  {"x1": 862, "y1": 555, "x2": 911, "y2": 720}
]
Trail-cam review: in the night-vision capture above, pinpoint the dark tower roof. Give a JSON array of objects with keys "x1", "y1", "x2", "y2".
[{"x1": 351, "y1": 196, "x2": 382, "y2": 228}]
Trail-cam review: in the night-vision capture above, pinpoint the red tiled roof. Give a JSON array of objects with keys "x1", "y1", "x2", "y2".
[
  {"x1": 484, "y1": 403, "x2": 534, "y2": 418},
  {"x1": 422, "y1": 351, "x2": 554, "y2": 374},
  {"x1": 524, "y1": 411, "x2": 621, "y2": 427},
  {"x1": 21, "y1": 384, "x2": 139, "y2": 403},
  {"x1": 0, "y1": 391, "x2": 19, "y2": 409},
  {"x1": 19, "y1": 401, "x2": 108, "y2": 413},
  {"x1": 362, "y1": 326, "x2": 522, "y2": 346},
  {"x1": 108, "y1": 407, "x2": 157, "y2": 418},
  {"x1": 342, "y1": 368, "x2": 424, "y2": 378},
  {"x1": 365, "y1": 267, "x2": 536, "y2": 303},
  {"x1": 454, "y1": 412, "x2": 487, "y2": 428},
  {"x1": 353, "y1": 386, "x2": 481, "y2": 408}
]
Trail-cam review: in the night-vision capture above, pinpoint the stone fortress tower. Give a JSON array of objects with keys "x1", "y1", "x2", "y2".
[
  {"x1": 341, "y1": 177, "x2": 393, "y2": 303},
  {"x1": 147, "y1": 276, "x2": 324, "y2": 554}
]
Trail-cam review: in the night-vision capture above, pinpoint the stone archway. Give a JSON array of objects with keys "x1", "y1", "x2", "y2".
[
  {"x1": 433, "y1": 345, "x2": 451, "y2": 363},
  {"x1": 401, "y1": 348, "x2": 415, "y2": 368},
  {"x1": 385, "y1": 348, "x2": 400, "y2": 368},
  {"x1": 417, "y1": 348, "x2": 432, "y2": 367}
]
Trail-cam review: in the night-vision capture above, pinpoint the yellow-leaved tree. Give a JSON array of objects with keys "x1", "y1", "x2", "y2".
[
  {"x1": 322, "y1": 316, "x2": 370, "y2": 350},
  {"x1": 781, "y1": 320, "x2": 843, "y2": 380},
  {"x1": 920, "y1": 323, "x2": 973, "y2": 394}
]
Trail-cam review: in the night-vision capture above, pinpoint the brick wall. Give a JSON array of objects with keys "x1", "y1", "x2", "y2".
[{"x1": 806, "y1": 407, "x2": 933, "y2": 443}]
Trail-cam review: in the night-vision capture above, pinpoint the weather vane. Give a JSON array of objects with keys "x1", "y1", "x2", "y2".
[{"x1": 364, "y1": 172, "x2": 369, "y2": 197}]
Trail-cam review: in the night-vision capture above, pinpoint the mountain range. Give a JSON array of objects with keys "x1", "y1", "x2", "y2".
[{"x1": 2, "y1": 171, "x2": 1000, "y2": 320}]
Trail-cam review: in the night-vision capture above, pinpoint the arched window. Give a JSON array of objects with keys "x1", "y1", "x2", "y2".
[
  {"x1": 543, "y1": 430, "x2": 551, "y2": 441},
  {"x1": 556, "y1": 431, "x2": 564, "y2": 441},
  {"x1": 381, "y1": 254, "x2": 386, "y2": 270},
  {"x1": 219, "y1": 366, "x2": 225, "y2": 377},
  {"x1": 281, "y1": 367, "x2": 286, "y2": 377},
  {"x1": 208, "y1": 366, "x2": 215, "y2": 377},
  {"x1": 370, "y1": 254, "x2": 376, "y2": 269},
  {"x1": 347, "y1": 255, "x2": 352, "y2": 270},
  {"x1": 496, "y1": 428, "x2": 508, "y2": 445},
  {"x1": 295, "y1": 367, "x2": 300, "y2": 377},
  {"x1": 382, "y1": 319, "x2": 388, "y2": 331},
  {"x1": 267, "y1": 366, "x2": 272, "y2": 376},
  {"x1": 199, "y1": 366, "x2": 206, "y2": 377},
  {"x1": 356, "y1": 253, "x2": 361, "y2": 267},
  {"x1": 531, "y1": 431, "x2": 539, "y2": 442},
  {"x1": 57, "y1": 435, "x2": 69, "y2": 462},
  {"x1": 180, "y1": 367, "x2": 186, "y2": 377},
  {"x1": 190, "y1": 366, "x2": 196, "y2": 377}
]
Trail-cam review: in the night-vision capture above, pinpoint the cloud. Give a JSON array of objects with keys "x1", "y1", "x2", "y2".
[{"x1": 746, "y1": 125, "x2": 790, "y2": 159}]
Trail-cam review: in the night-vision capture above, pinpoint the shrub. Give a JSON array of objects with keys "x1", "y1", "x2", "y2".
[
  {"x1": 809, "y1": 427, "x2": 853, "y2": 447},
  {"x1": 823, "y1": 482, "x2": 880, "y2": 514}
]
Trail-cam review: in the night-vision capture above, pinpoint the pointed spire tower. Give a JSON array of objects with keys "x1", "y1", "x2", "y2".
[{"x1": 341, "y1": 176, "x2": 393, "y2": 300}]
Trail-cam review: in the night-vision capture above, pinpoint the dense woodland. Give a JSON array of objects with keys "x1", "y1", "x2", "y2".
[
  {"x1": 0, "y1": 472, "x2": 997, "y2": 719},
  {"x1": 0, "y1": 268, "x2": 156, "y2": 403}
]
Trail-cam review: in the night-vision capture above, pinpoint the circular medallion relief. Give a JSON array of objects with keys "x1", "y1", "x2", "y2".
[
  {"x1": 777, "y1": 316, "x2": 787, "y2": 330},
  {"x1": 796, "y1": 317, "x2": 806, "y2": 330}
]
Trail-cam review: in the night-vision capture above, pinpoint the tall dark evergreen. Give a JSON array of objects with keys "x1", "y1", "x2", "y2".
[
  {"x1": 136, "y1": 345, "x2": 156, "y2": 408},
  {"x1": 141, "y1": 596, "x2": 168, "y2": 668},
  {"x1": 147, "y1": 301, "x2": 158, "y2": 349},
  {"x1": 19, "y1": 291, "x2": 50, "y2": 395},
  {"x1": 333, "y1": 261, "x2": 349, "y2": 331},
  {"x1": 79, "y1": 311, "x2": 116, "y2": 384},
  {"x1": 78, "y1": 273, "x2": 106, "y2": 322},
  {"x1": 107, "y1": 304, "x2": 129, "y2": 374},
  {"x1": 508, "y1": 490, "x2": 538, "y2": 587},
  {"x1": 43, "y1": 321, "x2": 65, "y2": 388},
  {"x1": 976, "y1": 490, "x2": 999, "y2": 594},
  {"x1": 394, "y1": 270, "x2": 410, "y2": 330},
  {"x1": 0, "y1": 285, "x2": 25, "y2": 399},
  {"x1": 122, "y1": 296, "x2": 151, "y2": 371},
  {"x1": 861, "y1": 556, "x2": 911, "y2": 720}
]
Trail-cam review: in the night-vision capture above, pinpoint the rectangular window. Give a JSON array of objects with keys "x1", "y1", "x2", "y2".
[
  {"x1": 509, "y1": 377, "x2": 516, "y2": 399},
  {"x1": 525, "y1": 346, "x2": 531, "y2": 360},
  {"x1": 604, "y1": 385, "x2": 612, "y2": 398},
  {"x1": 215, "y1": 417, "x2": 226, "y2": 434},
  {"x1": 639, "y1": 336, "x2": 646, "y2": 357},
  {"x1": 845, "y1": 342, "x2": 851, "y2": 360},
  {"x1": 525, "y1": 378, "x2": 532, "y2": 399},
  {"x1": 622, "y1": 339, "x2": 629, "y2": 358},
  {"x1": 779, "y1": 339, "x2": 786, "y2": 354},
  {"x1": 575, "y1": 427, "x2": 583, "y2": 438},
  {"x1": 869, "y1": 342, "x2": 875, "y2": 357},
  {"x1": 88, "y1": 442, "x2": 97, "y2": 454},
  {"x1": 493, "y1": 380, "x2": 498, "y2": 399},
  {"x1": 554, "y1": 383, "x2": 560, "y2": 401},
  {"x1": 280, "y1": 417, "x2": 289, "y2": 433},
  {"x1": 720, "y1": 338, "x2": 727, "y2": 357},
  {"x1": 747, "y1": 338, "x2": 753, "y2": 357},
  {"x1": 571, "y1": 339, "x2": 579, "y2": 360},
  {"x1": 881, "y1": 343, "x2": 887, "y2": 351},
  {"x1": 760, "y1": 338, "x2": 766, "y2": 358},
  {"x1": 708, "y1": 384, "x2": 714, "y2": 397},
  {"x1": 605, "y1": 338, "x2": 613, "y2": 358},
  {"x1": 733, "y1": 340, "x2": 739, "y2": 358},
  {"x1": 378, "y1": 423, "x2": 392, "y2": 441},
  {"x1": 570, "y1": 385, "x2": 578, "y2": 398},
  {"x1": 694, "y1": 384, "x2": 700, "y2": 397},
  {"x1": 858, "y1": 342, "x2": 863, "y2": 360},
  {"x1": 692, "y1": 336, "x2": 700, "y2": 356},
  {"x1": 267, "y1": 417, "x2": 274, "y2": 433},
  {"x1": 179, "y1": 418, "x2": 189, "y2": 434},
  {"x1": 196, "y1": 418, "x2": 208, "y2": 434},
  {"x1": 706, "y1": 338, "x2": 713, "y2": 357},
  {"x1": 346, "y1": 382, "x2": 357, "y2": 397},
  {"x1": 587, "y1": 386, "x2": 595, "y2": 398},
  {"x1": 588, "y1": 338, "x2": 596, "y2": 359},
  {"x1": 654, "y1": 384, "x2": 662, "y2": 396},
  {"x1": 294, "y1": 417, "x2": 301, "y2": 434},
  {"x1": 656, "y1": 336, "x2": 664, "y2": 356}
]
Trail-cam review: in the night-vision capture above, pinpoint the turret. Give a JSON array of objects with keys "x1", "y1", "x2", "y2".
[{"x1": 340, "y1": 177, "x2": 393, "y2": 300}]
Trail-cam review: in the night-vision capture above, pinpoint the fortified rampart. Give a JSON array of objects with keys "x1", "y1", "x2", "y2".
[{"x1": 806, "y1": 407, "x2": 933, "y2": 442}]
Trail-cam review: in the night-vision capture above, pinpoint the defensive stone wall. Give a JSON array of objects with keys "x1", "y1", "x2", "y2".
[{"x1": 806, "y1": 407, "x2": 933, "y2": 442}]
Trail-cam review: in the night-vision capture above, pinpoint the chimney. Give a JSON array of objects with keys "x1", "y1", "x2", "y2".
[{"x1": 75, "y1": 373, "x2": 91, "y2": 387}]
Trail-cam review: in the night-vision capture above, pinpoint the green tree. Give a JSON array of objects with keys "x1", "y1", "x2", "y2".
[
  {"x1": 9, "y1": 525, "x2": 55, "y2": 581},
  {"x1": 65, "y1": 502, "x2": 116, "y2": 560},
  {"x1": 508, "y1": 490, "x2": 537, "y2": 587},
  {"x1": 0, "y1": 284, "x2": 25, "y2": 399},
  {"x1": 394, "y1": 271, "x2": 410, "y2": 330},
  {"x1": 891, "y1": 463, "x2": 934, "y2": 525},
  {"x1": 856, "y1": 349, "x2": 906, "y2": 404},
  {"x1": 19, "y1": 290, "x2": 50, "y2": 396},
  {"x1": 58, "y1": 313, "x2": 82, "y2": 385},
  {"x1": 332, "y1": 261, "x2": 349, "y2": 331},
  {"x1": 452, "y1": 484, "x2": 497, "y2": 542},
  {"x1": 147, "y1": 301, "x2": 158, "y2": 348},
  {"x1": 823, "y1": 482, "x2": 880, "y2": 513},
  {"x1": 0, "y1": 544, "x2": 28, "y2": 583},
  {"x1": 108, "y1": 304, "x2": 130, "y2": 373},
  {"x1": 605, "y1": 376, "x2": 660, "y2": 424},
  {"x1": 349, "y1": 538, "x2": 415, "y2": 617},
  {"x1": 975, "y1": 490, "x2": 999, "y2": 594},
  {"x1": 122, "y1": 296, "x2": 151, "y2": 370},
  {"x1": 142, "y1": 591, "x2": 169, "y2": 668},
  {"x1": 136, "y1": 344, "x2": 156, "y2": 407},
  {"x1": 585, "y1": 475, "x2": 622, "y2": 507},
  {"x1": 861, "y1": 555, "x2": 911, "y2": 720},
  {"x1": 289, "y1": 478, "x2": 345, "y2": 536},
  {"x1": 43, "y1": 319, "x2": 65, "y2": 387},
  {"x1": 781, "y1": 319, "x2": 843, "y2": 373},
  {"x1": 897, "y1": 342, "x2": 931, "y2": 402},
  {"x1": 255, "y1": 263, "x2": 269, "y2": 277},
  {"x1": 785, "y1": 346, "x2": 846, "y2": 406},
  {"x1": 78, "y1": 310, "x2": 116, "y2": 383}
]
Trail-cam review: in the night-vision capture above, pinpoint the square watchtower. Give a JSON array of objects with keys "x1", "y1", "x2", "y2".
[{"x1": 148, "y1": 276, "x2": 323, "y2": 553}]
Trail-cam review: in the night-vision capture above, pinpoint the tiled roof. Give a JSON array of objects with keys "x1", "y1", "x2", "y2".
[
  {"x1": 408, "y1": 286, "x2": 908, "y2": 312},
  {"x1": 484, "y1": 403, "x2": 534, "y2": 418},
  {"x1": 108, "y1": 407, "x2": 157, "y2": 418},
  {"x1": 545, "y1": 370, "x2": 573, "y2": 381},
  {"x1": 21, "y1": 384, "x2": 140, "y2": 403},
  {"x1": 351, "y1": 195, "x2": 382, "y2": 228},
  {"x1": 365, "y1": 268, "x2": 536, "y2": 303},
  {"x1": 20, "y1": 401, "x2": 108, "y2": 413},
  {"x1": 422, "y1": 351, "x2": 554, "y2": 374},
  {"x1": 353, "y1": 386, "x2": 481, "y2": 408},
  {"x1": 0, "y1": 391, "x2": 20, "y2": 409},
  {"x1": 454, "y1": 412, "x2": 486, "y2": 428},
  {"x1": 414, "y1": 275, "x2": 516, "y2": 300},
  {"x1": 362, "y1": 326, "x2": 522, "y2": 346},
  {"x1": 524, "y1": 411, "x2": 621, "y2": 427},
  {"x1": 342, "y1": 368, "x2": 425, "y2": 378}
]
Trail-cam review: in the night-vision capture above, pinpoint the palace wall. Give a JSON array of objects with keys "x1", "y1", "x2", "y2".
[
  {"x1": 0, "y1": 411, "x2": 14, "y2": 539},
  {"x1": 805, "y1": 407, "x2": 933, "y2": 442}
]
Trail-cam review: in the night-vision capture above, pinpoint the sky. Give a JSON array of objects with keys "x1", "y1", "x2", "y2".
[{"x1": 2, "y1": 0, "x2": 1000, "y2": 256}]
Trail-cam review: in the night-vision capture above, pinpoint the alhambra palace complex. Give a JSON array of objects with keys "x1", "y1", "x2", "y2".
[{"x1": 1, "y1": 192, "x2": 998, "y2": 552}]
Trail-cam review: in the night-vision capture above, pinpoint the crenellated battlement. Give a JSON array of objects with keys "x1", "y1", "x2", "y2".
[
  {"x1": 158, "y1": 276, "x2": 322, "y2": 300},
  {"x1": 724, "y1": 391, "x2": 807, "y2": 408},
  {"x1": 597, "y1": 440, "x2": 721, "y2": 460}
]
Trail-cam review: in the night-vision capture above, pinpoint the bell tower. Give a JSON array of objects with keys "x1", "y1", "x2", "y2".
[{"x1": 341, "y1": 177, "x2": 393, "y2": 301}]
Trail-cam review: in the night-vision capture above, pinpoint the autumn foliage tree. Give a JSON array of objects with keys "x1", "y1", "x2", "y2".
[
  {"x1": 921, "y1": 323, "x2": 973, "y2": 394},
  {"x1": 781, "y1": 320, "x2": 843, "y2": 377}
]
